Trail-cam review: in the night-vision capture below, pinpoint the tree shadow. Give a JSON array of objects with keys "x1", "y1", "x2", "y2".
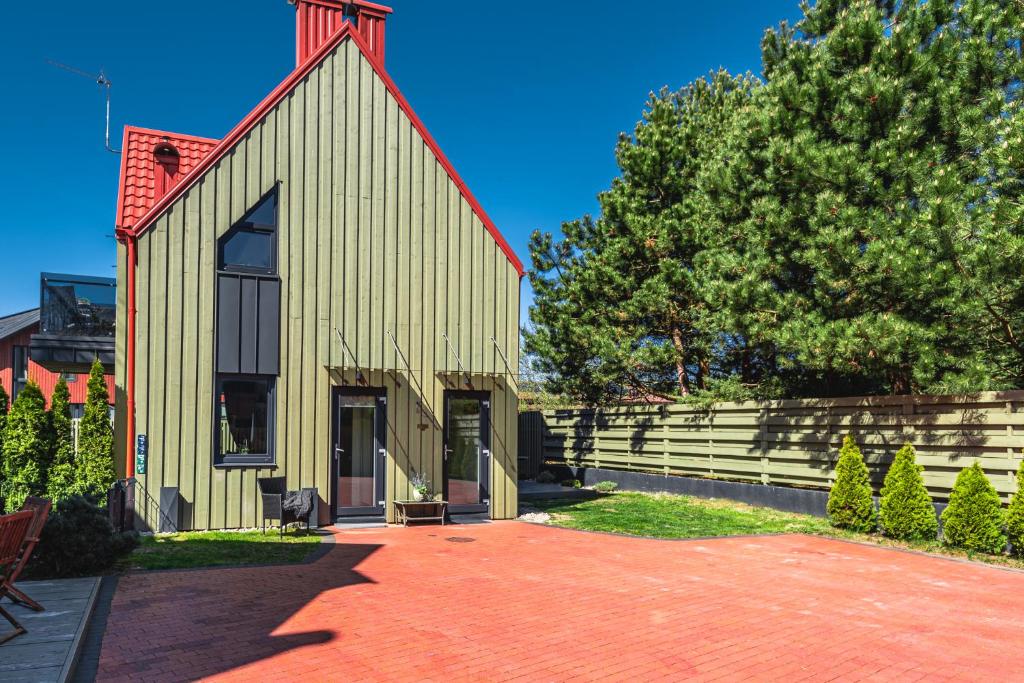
[{"x1": 95, "y1": 539, "x2": 381, "y2": 681}]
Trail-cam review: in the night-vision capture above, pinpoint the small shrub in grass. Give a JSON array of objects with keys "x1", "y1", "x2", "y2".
[
  {"x1": 25, "y1": 495, "x2": 139, "y2": 579},
  {"x1": 826, "y1": 435, "x2": 876, "y2": 532},
  {"x1": 879, "y1": 443, "x2": 937, "y2": 541},
  {"x1": 941, "y1": 462, "x2": 1006, "y2": 554},
  {"x1": 1007, "y1": 459, "x2": 1024, "y2": 556},
  {"x1": 593, "y1": 481, "x2": 618, "y2": 493},
  {"x1": 535, "y1": 470, "x2": 556, "y2": 484}
]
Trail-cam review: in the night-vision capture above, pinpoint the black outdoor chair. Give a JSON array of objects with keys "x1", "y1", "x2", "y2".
[{"x1": 258, "y1": 477, "x2": 312, "y2": 537}]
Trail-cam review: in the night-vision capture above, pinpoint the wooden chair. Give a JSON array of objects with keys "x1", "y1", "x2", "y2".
[
  {"x1": 258, "y1": 477, "x2": 310, "y2": 537},
  {"x1": 0, "y1": 510, "x2": 35, "y2": 645},
  {"x1": 1, "y1": 497, "x2": 52, "y2": 612}
]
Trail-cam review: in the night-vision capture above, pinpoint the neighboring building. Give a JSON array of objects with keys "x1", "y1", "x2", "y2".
[
  {"x1": 114, "y1": 0, "x2": 523, "y2": 530},
  {"x1": 0, "y1": 302, "x2": 116, "y2": 414}
]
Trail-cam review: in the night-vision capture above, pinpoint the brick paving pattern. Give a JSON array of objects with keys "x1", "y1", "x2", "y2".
[{"x1": 96, "y1": 523, "x2": 1024, "y2": 681}]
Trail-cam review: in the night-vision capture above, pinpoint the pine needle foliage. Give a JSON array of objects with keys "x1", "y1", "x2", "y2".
[
  {"x1": 826, "y1": 435, "x2": 876, "y2": 532},
  {"x1": 1008, "y1": 458, "x2": 1024, "y2": 557},
  {"x1": 879, "y1": 443, "x2": 937, "y2": 541},
  {"x1": 941, "y1": 462, "x2": 1006, "y2": 555},
  {"x1": 75, "y1": 359, "x2": 115, "y2": 499},
  {"x1": 46, "y1": 377, "x2": 78, "y2": 501},
  {"x1": 1, "y1": 382, "x2": 53, "y2": 512}
]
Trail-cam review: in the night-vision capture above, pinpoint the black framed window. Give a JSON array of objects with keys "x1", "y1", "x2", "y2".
[
  {"x1": 215, "y1": 375, "x2": 275, "y2": 466},
  {"x1": 12, "y1": 346, "x2": 28, "y2": 401},
  {"x1": 218, "y1": 188, "x2": 278, "y2": 274}
]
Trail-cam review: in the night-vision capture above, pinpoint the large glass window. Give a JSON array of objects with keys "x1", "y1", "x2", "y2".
[
  {"x1": 218, "y1": 189, "x2": 278, "y2": 274},
  {"x1": 216, "y1": 375, "x2": 274, "y2": 465}
]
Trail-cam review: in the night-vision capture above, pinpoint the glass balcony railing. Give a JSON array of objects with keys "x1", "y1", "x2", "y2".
[{"x1": 31, "y1": 273, "x2": 117, "y2": 373}]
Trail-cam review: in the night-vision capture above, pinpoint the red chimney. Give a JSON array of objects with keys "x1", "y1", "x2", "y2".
[{"x1": 291, "y1": 0, "x2": 393, "y2": 67}]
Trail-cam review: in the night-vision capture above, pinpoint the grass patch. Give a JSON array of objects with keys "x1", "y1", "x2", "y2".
[
  {"x1": 122, "y1": 529, "x2": 322, "y2": 571},
  {"x1": 530, "y1": 492, "x2": 1024, "y2": 571},
  {"x1": 532, "y1": 492, "x2": 833, "y2": 538}
]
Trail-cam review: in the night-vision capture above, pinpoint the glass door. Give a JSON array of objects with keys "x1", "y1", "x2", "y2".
[
  {"x1": 333, "y1": 389, "x2": 386, "y2": 517},
  {"x1": 443, "y1": 391, "x2": 490, "y2": 514}
]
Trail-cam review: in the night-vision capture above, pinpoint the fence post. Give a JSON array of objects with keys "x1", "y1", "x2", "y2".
[
  {"x1": 759, "y1": 403, "x2": 770, "y2": 485},
  {"x1": 708, "y1": 406, "x2": 715, "y2": 478},
  {"x1": 663, "y1": 415, "x2": 670, "y2": 476},
  {"x1": 1008, "y1": 400, "x2": 1017, "y2": 504}
]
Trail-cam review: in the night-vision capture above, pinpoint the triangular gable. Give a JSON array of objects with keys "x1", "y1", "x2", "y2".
[
  {"x1": 120, "y1": 22, "x2": 524, "y2": 277},
  {"x1": 115, "y1": 127, "x2": 219, "y2": 230}
]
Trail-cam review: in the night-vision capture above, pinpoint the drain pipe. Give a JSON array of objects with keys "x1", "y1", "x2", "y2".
[{"x1": 121, "y1": 230, "x2": 138, "y2": 479}]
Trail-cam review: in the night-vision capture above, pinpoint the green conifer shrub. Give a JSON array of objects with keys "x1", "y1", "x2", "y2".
[
  {"x1": 941, "y1": 462, "x2": 1006, "y2": 554},
  {"x1": 1, "y1": 382, "x2": 53, "y2": 512},
  {"x1": 0, "y1": 383, "x2": 8, "y2": 507},
  {"x1": 826, "y1": 435, "x2": 876, "y2": 532},
  {"x1": 75, "y1": 359, "x2": 115, "y2": 498},
  {"x1": 1008, "y1": 458, "x2": 1024, "y2": 557},
  {"x1": 25, "y1": 495, "x2": 138, "y2": 579},
  {"x1": 46, "y1": 377, "x2": 78, "y2": 501},
  {"x1": 879, "y1": 443, "x2": 937, "y2": 541}
]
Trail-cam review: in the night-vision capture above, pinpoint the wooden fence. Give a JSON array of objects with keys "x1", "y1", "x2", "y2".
[{"x1": 520, "y1": 391, "x2": 1024, "y2": 502}]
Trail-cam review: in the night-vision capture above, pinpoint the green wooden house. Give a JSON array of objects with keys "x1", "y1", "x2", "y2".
[{"x1": 112, "y1": 0, "x2": 523, "y2": 530}]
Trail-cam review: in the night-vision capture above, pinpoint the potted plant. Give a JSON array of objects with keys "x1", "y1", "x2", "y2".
[{"x1": 410, "y1": 473, "x2": 432, "y2": 502}]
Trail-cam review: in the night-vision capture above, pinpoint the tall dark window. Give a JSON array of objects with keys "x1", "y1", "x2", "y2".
[
  {"x1": 216, "y1": 376, "x2": 275, "y2": 465},
  {"x1": 215, "y1": 187, "x2": 281, "y2": 467},
  {"x1": 218, "y1": 189, "x2": 278, "y2": 274},
  {"x1": 12, "y1": 346, "x2": 28, "y2": 401}
]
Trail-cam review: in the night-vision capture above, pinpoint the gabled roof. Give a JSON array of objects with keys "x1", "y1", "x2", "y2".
[
  {"x1": 115, "y1": 127, "x2": 219, "y2": 230},
  {"x1": 0, "y1": 308, "x2": 40, "y2": 341},
  {"x1": 116, "y1": 21, "x2": 524, "y2": 277}
]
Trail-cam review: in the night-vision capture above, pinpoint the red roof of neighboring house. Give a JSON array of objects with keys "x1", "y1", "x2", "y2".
[
  {"x1": 114, "y1": 127, "x2": 219, "y2": 230},
  {"x1": 115, "y1": 21, "x2": 524, "y2": 277}
]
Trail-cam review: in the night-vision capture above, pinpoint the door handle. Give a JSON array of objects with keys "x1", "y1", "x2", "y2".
[
  {"x1": 334, "y1": 447, "x2": 344, "y2": 461},
  {"x1": 443, "y1": 446, "x2": 453, "y2": 461}
]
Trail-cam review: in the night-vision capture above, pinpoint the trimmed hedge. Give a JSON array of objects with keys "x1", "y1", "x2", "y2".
[
  {"x1": 826, "y1": 435, "x2": 876, "y2": 532},
  {"x1": 941, "y1": 462, "x2": 1006, "y2": 554},
  {"x1": 879, "y1": 443, "x2": 937, "y2": 541}
]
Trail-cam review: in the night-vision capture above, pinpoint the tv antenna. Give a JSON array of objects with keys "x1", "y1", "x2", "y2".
[{"x1": 46, "y1": 59, "x2": 121, "y2": 154}]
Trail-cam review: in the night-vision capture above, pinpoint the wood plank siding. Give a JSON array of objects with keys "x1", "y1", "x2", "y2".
[{"x1": 115, "y1": 38, "x2": 520, "y2": 529}]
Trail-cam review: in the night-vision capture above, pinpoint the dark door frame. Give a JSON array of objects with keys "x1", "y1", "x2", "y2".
[
  {"x1": 331, "y1": 386, "x2": 387, "y2": 518},
  {"x1": 442, "y1": 390, "x2": 491, "y2": 515}
]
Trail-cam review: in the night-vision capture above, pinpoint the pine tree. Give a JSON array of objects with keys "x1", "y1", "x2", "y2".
[
  {"x1": 1, "y1": 382, "x2": 53, "y2": 512},
  {"x1": 0, "y1": 383, "x2": 8, "y2": 503},
  {"x1": 941, "y1": 462, "x2": 1006, "y2": 554},
  {"x1": 1007, "y1": 458, "x2": 1024, "y2": 557},
  {"x1": 525, "y1": 71, "x2": 760, "y2": 402},
  {"x1": 826, "y1": 435, "x2": 876, "y2": 532},
  {"x1": 46, "y1": 377, "x2": 78, "y2": 501},
  {"x1": 75, "y1": 359, "x2": 115, "y2": 499},
  {"x1": 879, "y1": 443, "x2": 937, "y2": 541}
]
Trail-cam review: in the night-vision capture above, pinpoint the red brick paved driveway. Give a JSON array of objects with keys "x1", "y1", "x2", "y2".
[{"x1": 96, "y1": 523, "x2": 1024, "y2": 681}]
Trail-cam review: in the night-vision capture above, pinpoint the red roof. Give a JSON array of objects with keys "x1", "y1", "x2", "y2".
[
  {"x1": 115, "y1": 127, "x2": 219, "y2": 229},
  {"x1": 115, "y1": 21, "x2": 524, "y2": 277}
]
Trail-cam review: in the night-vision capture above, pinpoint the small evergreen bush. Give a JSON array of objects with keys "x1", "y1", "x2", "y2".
[
  {"x1": 25, "y1": 495, "x2": 138, "y2": 579},
  {"x1": 0, "y1": 383, "x2": 8, "y2": 509},
  {"x1": 1007, "y1": 458, "x2": 1024, "y2": 557},
  {"x1": 941, "y1": 462, "x2": 1006, "y2": 554},
  {"x1": 593, "y1": 481, "x2": 618, "y2": 493},
  {"x1": 75, "y1": 359, "x2": 115, "y2": 498},
  {"x1": 1, "y1": 382, "x2": 53, "y2": 512},
  {"x1": 47, "y1": 377, "x2": 78, "y2": 501},
  {"x1": 879, "y1": 443, "x2": 937, "y2": 541},
  {"x1": 826, "y1": 435, "x2": 876, "y2": 532}
]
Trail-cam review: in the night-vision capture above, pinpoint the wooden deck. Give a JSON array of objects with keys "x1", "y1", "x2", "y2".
[{"x1": 0, "y1": 577, "x2": 100, "y2": 683}]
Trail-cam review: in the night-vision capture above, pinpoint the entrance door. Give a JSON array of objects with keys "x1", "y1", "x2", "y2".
[
  {"x1": 332, "y1": 388, "x2": 386, "y2": 518},
  {"x1": 443, "y1": 391, "x2": 490, "y2": 514}
]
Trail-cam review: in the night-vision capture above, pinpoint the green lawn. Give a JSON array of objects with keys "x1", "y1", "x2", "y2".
[
  {"x1": 123, "y1": 529, "x2": 322, "y2": 571},
  {"x1": 530, "y1": 491, "x2": 1024, "y2": 570},
  {"x1": 532, "y1": 492, "x2": 833, "y2": 539}
]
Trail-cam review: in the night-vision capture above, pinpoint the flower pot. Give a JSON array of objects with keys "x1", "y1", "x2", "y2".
[{"x1": 412, "y1": 490, "x2": 425, "y2": 502}]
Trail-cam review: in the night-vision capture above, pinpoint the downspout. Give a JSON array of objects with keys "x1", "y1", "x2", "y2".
[{"x1": 120, "y1": 230, "x2": 138, "y2": 479}]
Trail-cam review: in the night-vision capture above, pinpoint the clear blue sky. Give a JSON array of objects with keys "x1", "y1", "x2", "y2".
[{"x1": 0, "y1": 0, "x2": 800, "y2": 321}]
